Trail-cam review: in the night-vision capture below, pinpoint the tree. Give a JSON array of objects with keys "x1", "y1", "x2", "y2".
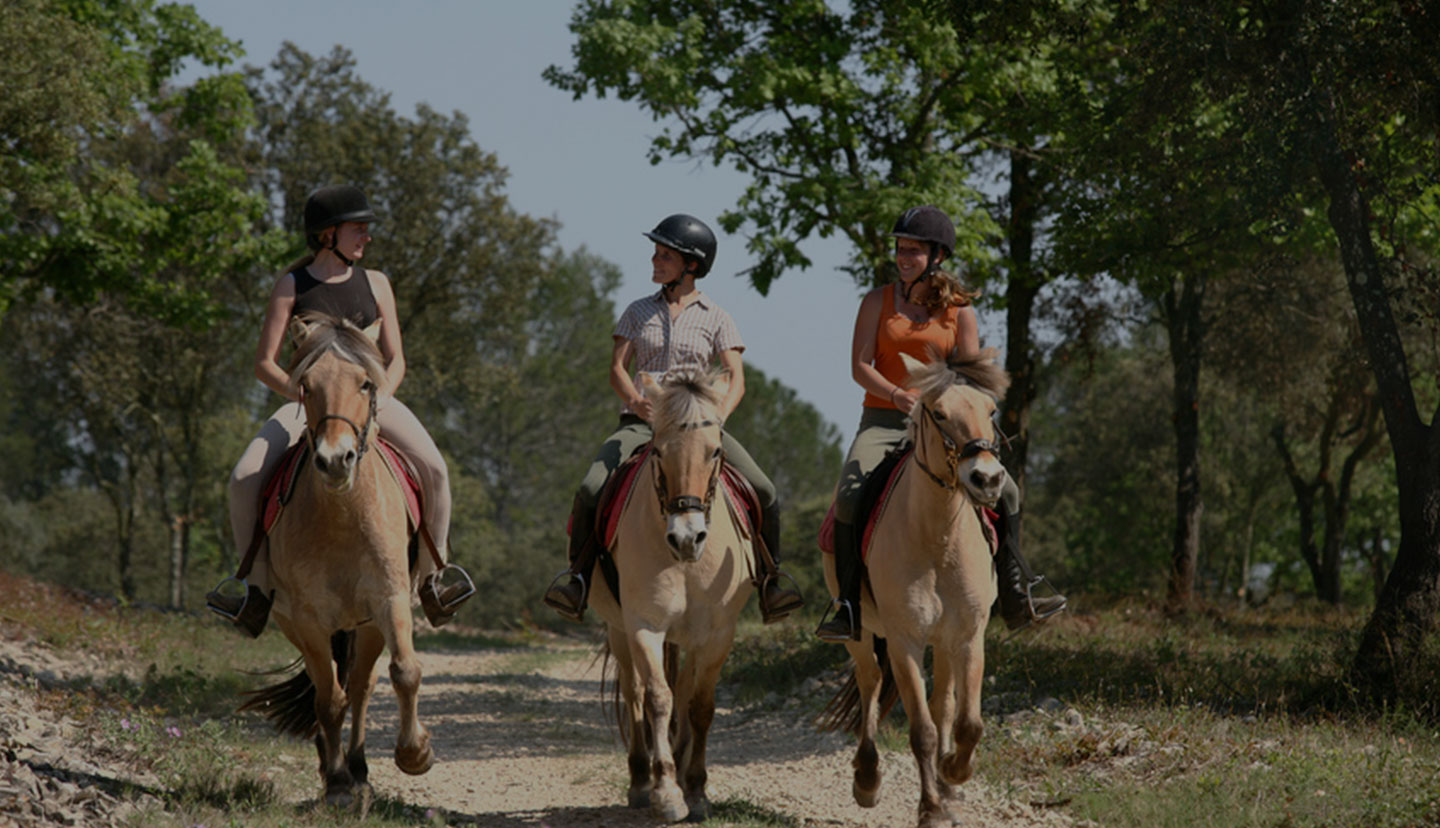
[{"x1": 1102, "y1": 0, "x2": 1440, "y2": 700}]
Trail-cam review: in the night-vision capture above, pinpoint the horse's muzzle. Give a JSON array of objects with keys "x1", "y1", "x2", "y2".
[
  {"x1": 313, "y1": 445, "x2": 359, "y2": 490},
  {"x1": 665, "y1": 512, "x2": 708, "y2": 562}
]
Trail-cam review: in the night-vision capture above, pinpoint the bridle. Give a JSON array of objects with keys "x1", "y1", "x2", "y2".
[
  {"x1": 912, "y1": 403, "x2": 1003, "y2": 493},
  {"x1": 651, "y1": 418, "x2": 724, "y2": 520},
  {"x1": 301, "y1": 378, "x2": 379, "y2": 463}
]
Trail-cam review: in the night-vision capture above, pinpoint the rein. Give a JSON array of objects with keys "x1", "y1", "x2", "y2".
[
  {"x1": 912, "y1": 404, "x2": 1002, "y2": 492},
  {"x1": 651, "y1": 419, "x2": 723, "y2": 520}
]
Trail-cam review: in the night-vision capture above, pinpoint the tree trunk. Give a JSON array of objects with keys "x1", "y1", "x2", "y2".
[
  {"x1": 1272, "y1": 424, "x2": 1325, "y2": 596},
  {"x1": 1163, "y1": 274, "x2": 1207, "y2": 611},
  {"x1": 1311, "y1": 99, "x2": 1440, "y2": 700},
  {"x1": 1001, "y1": 150, "x2": 1043, "y2": 498}
]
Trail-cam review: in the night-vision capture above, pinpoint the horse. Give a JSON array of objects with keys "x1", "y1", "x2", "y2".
[
  {"x1": 588, "y1": 368, "x2": 754, "y2": 823},
  {"x1": 821, "y1": 347, "x2": 1011, "y2": 828},
  {"x1": 239, "y1": 313, "x2": 433, "y2": 811}
]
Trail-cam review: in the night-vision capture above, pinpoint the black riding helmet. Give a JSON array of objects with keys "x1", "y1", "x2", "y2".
[
  {"x1": 304, "y1": 185, "x2": 380, "y2": 257},
  {"x1": 643, "y1": 214, "x2": 717, "y2": 278},
  {"x1": 890, "y1": 205, "x2": 955, "y2": 260}
]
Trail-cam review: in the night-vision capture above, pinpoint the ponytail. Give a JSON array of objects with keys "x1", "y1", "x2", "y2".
[{"x1": 917, "y1": 268, "x2": 979, "y2": 312}]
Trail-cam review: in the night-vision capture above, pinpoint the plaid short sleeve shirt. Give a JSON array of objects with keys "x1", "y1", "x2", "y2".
[{"x1": 613, "y1": 290, "x2": 744, "y2": 411}]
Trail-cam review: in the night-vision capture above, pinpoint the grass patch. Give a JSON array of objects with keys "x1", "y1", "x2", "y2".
[{"x1": 709, "y1": 795, "x2": 803, "y2": 826}]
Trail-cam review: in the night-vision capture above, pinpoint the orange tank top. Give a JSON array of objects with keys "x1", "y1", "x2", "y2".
[{"x1": 862, "y1": 284, "x2": 961, "y2": 410}]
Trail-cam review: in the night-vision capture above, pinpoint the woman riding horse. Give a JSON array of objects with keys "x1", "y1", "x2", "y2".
[
  {"x1": 543, "y1": 213, "x2": 803, "y2": 624},
  {"x1": 207, "y1": 185, "x2": 472, "y2": 635},
  {"x1": 815, "y1": 205, "x2": 1066, "y2": 642}
]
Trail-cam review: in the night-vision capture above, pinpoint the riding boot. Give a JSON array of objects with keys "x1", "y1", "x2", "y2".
[
  {"x1": 994, "y1": 503, "x2": 1067, "y2": 631},
  {"x1": 543, "y1": 496, "x2": 598, "y2": 622},
  {"x1": 754, "y1": 511, "x2": 804, "y2": 623},
  {"x1": 815, "y1": 521, "x2": 863, "y2": 642},
  {"x1": 419, "y1": 559, "x2": 476, "y2": 628},
  {"x1": 206, "y1": 579, "x2": 271, "y2": 639}
]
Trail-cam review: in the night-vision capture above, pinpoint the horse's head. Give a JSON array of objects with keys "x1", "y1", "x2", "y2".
[
  {"x1": 288, "y1": 314, "x2": 387, "y2": 492},
  {"x1": 901, "y1": 347, "x2": 1012, "y2": 505},
  {"x1": 641, "y1": 369, "x2": 728, "y2": 563}
]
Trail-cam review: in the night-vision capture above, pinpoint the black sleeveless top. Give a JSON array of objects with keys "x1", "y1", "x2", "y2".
[{"x1": 291, "y1": 266, "x2": 380, "y2": 328}]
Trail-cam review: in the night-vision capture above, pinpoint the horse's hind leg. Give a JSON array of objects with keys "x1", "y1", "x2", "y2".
[
  {"x1": 845, "y1": 637, "x2": 885, "y2": 808},
  {"x1": 379, "y1": 596, "x2": 432, "y2": 775},
  {"x1": 345, "y1": 626, "x2": 387, "y2": 789},
  {"x1": 940, "y1": 634, "x2": 985, "y2": 788}
]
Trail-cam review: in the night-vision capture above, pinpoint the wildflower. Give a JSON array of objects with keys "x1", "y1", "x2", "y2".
[
  {"x1": 120, "y1": 718, "x2": 132, "y2": 731},
  {"x1": 166, "y1": 726, "x2": 182, "y2": 739}
]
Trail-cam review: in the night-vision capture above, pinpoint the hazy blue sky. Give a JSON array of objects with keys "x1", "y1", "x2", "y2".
[{"x1": 178, "y1": 0, "x2": 1002, "y2": 447}]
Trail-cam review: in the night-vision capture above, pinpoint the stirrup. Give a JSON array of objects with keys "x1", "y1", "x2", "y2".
[
  {"x1": 1023, "y1": 575, "x2": 1067, "y2": 622},
  {"x1": 815, "y1": 599, "x2": 860, "y2": 642},
  {"x1": 757, "y1": 571, "x2": 805, "y2": 624},
  {"x1": 420, "y1": 564, "x2": 476, "y2": 628},
  {"x1": 206, "y1": 578, "x2": 271, "y2": 638},
  {"x1": 542, "y1": 569, "x2": 587, "y2": 622}
]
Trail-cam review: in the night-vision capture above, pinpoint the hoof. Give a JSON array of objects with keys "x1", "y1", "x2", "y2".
[
  {"x1": 940, "y1": 751, "x2": 974, "y2": 785},
  {"x1": 853, "y1": 767, "x2": 882, "y2": 808},
  {"x1": 627, "y1": 787, "x2": 651, "y2": 809},
  {"x1": 918, "y1": 800, "x2": 962, "y2": 828},
  {"x1": 395, "y1": 731, "x2": 434, "y2": 776},
  {"x1": 651, "y1": 782, "x2": 687, "y2": 823},
  {"x1": 684, "y1": 791, "x2": 711, "y2": 822}
]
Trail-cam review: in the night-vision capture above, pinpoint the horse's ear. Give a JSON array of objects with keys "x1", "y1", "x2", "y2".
[
  {"x1": 361, "y1": 320, "x2": 381, "y2": 343},
  {"x1": 711, "y1": 371, "x2": 731, "y2": 402},
  {"x1": 289, "y1": 316, "x2": 317, "y2": 348},
  {"x1": 900, "y1": 352, "x2": 926, "y2": 384}
]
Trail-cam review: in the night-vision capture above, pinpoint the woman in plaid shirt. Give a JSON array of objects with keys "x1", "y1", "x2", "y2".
[{"x1": 543, "y1": 214, "x2": 803, "y2": 624}]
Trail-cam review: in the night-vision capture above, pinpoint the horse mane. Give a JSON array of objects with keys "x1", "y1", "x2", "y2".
[
  {"x1": 906, "y1": 346, "x2": 1011, "y2": 401},
  {"x1": 286, "y1": 313, "x2": 387, "y2": 394},
  {"x1": 652, "y1": 368, "x2": 725, "y2": 432}
]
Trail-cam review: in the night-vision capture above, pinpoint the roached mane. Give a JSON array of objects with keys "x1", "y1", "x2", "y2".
[
  {"x1": 652, "y1": 367, "x2": 726, "y2": 432},
  {"x1": 906, "y1": 346, "x2": 1011, "y2": 401}
]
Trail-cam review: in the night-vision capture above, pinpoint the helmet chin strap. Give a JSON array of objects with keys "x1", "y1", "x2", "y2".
[
  {"x1": 327, "y1": 237, "x2": 354, "y2": 267},
  {"x1": 901, "y1": 244, "x2": 941, "y2": 304}
]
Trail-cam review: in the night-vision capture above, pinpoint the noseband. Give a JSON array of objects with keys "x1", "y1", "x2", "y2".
[
  {"x1": 651, "y1": 419, "x2": 723, "y2": 520},
  {"x1": 302, "y1": 379, "x2": 379, "y2": 463},
  {"x1": 913, "y1": 404, "x2": 1002, "y2": 492}
]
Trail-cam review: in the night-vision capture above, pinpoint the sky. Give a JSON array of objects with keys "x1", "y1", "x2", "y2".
[{"x1": 177, "y1": 0, "x2": 1005, "y2": 447}]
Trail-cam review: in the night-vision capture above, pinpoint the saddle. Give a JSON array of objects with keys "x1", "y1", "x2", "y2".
[
  {"x1": 568, "y1": 443, "x2": 766, "y2": 606},
  {"x1": 818, "y1": 446, "x2": 998, "y2": 562}
]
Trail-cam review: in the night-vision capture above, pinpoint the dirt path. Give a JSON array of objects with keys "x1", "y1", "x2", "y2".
[{"x1": 359, "y1": 636, "x2": 1073, "y2": 828}]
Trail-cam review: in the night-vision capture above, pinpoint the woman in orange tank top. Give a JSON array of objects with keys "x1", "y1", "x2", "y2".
[{"x1": 815, "y1": 207, "x2": 1066, "y2": 642}]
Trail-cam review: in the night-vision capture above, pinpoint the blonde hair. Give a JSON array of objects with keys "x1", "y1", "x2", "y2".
[{"x1": 916, "y1": 267, "x2": 980, "y2": 313}]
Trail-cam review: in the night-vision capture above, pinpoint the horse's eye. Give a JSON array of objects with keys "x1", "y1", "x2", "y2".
[
  {"x1": 932, "y1": 410, "x2": 947, "y2": 421},
  {"x1": 361, "y1": 380, "x2": 376, "y2": 393}
]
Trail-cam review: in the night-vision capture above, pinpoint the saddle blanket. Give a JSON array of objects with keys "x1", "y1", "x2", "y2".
[
  {"x1": 817, "y1": 450, "x2": 997, "y2": 562},
  {"x1": 259, "y1": 438, "x2": 424, "y2": 536}
]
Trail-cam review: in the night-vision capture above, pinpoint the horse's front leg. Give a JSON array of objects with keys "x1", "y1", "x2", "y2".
[
  {"x1": 888, "y1": 638, "x2": 956, "y2": 828},
  {"x1": 678, "y1": 638, "x2": 734, "y2": 822},
  {"x1": 844, "y1": 637, "x2": 885, "y2": 808},
  {"x1": 344, "y1": 626, "x2": 387, "y2": 791},
  {"x1": 294, "y1": 632, "x2": 350, "y2": 807},
  {"x1": 928, "y1": 646, "x2": 959, "y2": 801},
  {"x1": 378, "y1": 595, "x2": 432, "y2": 775},
  {"x1": 631, "y1": 627, "x2": 686, "y2": 822},
  {"x1": 608, "y1": 625, "x2": 652, "y2": 809},
  {"x1": 940, "y1": 633, "x2": 985, "y2": 788}
]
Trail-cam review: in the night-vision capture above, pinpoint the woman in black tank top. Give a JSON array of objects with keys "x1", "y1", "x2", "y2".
[{"x1": 207, "y1": 185, "x2": 471, "y2": 636}]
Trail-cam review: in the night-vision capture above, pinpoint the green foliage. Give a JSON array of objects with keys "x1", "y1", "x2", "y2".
[{"x1": 546, "y1": 0, "x2": 1006, "y2": 291}]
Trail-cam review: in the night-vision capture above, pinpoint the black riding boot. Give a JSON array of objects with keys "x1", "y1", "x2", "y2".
[
  {"x1": 815, "y1": 521, "x2": 863, "y2": 642},
  {"x1": 755, "y1": 511, "x2": 804, "y2": 623},
  {"x1": 994, "y1": 503, "x2": 1067, "y2": 631},
  {"x1": 206, "y1": 579, "x2": 272, "y2": 639},
  {"x1": 543, "y1": 496, "x2": 598, "y2": 622}
]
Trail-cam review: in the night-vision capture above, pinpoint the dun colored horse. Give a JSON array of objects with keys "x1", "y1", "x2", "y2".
[
  {"x1": 241, "y1": 314, "x2": 433, "y2": 810},
  {"x1": 822, "y1": 348, "x2": 1011, "y2": 828},
  {"x1": 589, "y1": 369, "x2": 753, "y2": 823}
]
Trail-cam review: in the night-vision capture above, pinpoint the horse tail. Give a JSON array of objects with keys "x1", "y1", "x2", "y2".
[
  {"x1": 816, "y1": 637, "x2": 900, "y2": 734},
  {"x1": 239, "y1": 630, "x2": 355, "y2": 737}
]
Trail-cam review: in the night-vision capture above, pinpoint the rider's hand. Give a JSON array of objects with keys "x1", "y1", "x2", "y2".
[
  {"x1": 631, "y1": 396, "x2": 655, "y2": 422},
  {"x1": 892, "y1": 388, "x2": 920, "y2": 413}
]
